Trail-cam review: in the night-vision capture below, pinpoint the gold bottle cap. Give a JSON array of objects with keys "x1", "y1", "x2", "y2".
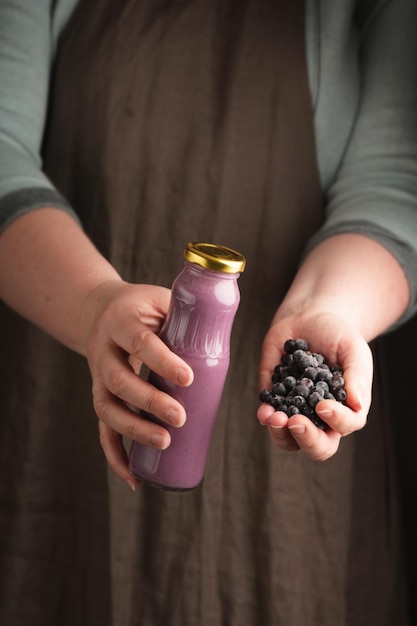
[{"x1": 184, "y1": 242, "x2": 246, "y2": 274}]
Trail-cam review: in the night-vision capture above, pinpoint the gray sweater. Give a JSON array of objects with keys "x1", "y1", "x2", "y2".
[{"x1": 1, "y1": 0, "x2": 417, "y2": 321}]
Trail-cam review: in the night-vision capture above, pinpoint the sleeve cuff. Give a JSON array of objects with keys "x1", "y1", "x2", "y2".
[{"x1": 0, "y1": 187, "x2": 82, "y2": 234}]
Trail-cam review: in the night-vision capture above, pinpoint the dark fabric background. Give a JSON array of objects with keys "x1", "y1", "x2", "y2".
[{"x1": 0, "y1": 0, "x2": 411, "y2": 624}]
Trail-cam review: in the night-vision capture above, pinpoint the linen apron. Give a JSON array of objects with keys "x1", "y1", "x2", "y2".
[{"x1": 0, "y1": 0, "x2": 409, "y2": 624}]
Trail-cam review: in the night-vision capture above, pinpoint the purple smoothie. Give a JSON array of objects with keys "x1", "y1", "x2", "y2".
[
  {"x1": 128, "y1": 243, "x2": 245, "y2": 490},
  {"x1": 129, "y1": 358, "x2": 229, "y2": 489}
]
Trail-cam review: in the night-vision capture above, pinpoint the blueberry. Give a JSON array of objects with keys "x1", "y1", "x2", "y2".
[
  {"x1": 304, "y1": 367, "x2": 319, "y2": 381},
  {"x1": 319, "y1": 363, "x2": 331, "y2": 371},
  {"x1": 303, "y1": 405, "x2": 314, "y2": 418},
  {"x1": 287, "y1": 360, "x2": 301, "y2": 377},
  {"x1": 316, "y1": 368, "x2": 333, "y2": 384},
  {"x1": 273, "y1": 364, "x2": 282, "y2": 375},
  {"x1": 312, "y1": 352, "x2": 325, "y2": 365},
  {"x1": 278, "y1": 366, "x2": 290, "y2": 380},
  {"x1": 272, "y1": 382, "x2": 286, "y2": 396},
  {"x1": 284, "y1": 376, "x2": 297, "y2": 390},
  {"x1": 281, "y1": 353, "x2": 293, "y2": 366},
  {"x1": 271, "y1": 394, "x2": 286, "y2": 410},
  {"x1": 293, "y1": 383, "x2": 311, "y2": 398},
  {"x1": 309, "y1": 413, "x2": 327, "y2": 430},
  {"x1": 259, "y1": 389, "x2": 271, "y2": 403},
  {"x1": 294, "y1": 338, "x2": 309, "y2": 351},
  {"x1": 304, "y1": 355, "x2": 320, "y2": 369},
  {"x1": 287, "y1": 405, "x2": 300, "y2": 417},
  {"x1": 299, "y1": 377, "x2": 314, "y2": 391},
  {"x1": 312, "y1": 385, "x2": 326, "y2": 398},
  {"x1": 334, "y1": 388, "x2": 347, "y2": 403},
  {"x1": 330, "y1": 375, "x2": 345, "y2": 391},
  {"x1": 284, "y1": 339, "x2": 297, "y2": 354},
  {"x1": 293, "y1": 349, "x2": 318, "y2": 370},
  {"x1": 308, "y1": 391, "x2": 323, "y2": 408},
  {"x1": 315, "y1": 380, "x2": 329, "y2": 394},
  {"x1": 292, "y1": 395, "x2": 306, "y2": 409},
  {"x1": 292, "y1": 349, "x2": 306, "y2": 363}
]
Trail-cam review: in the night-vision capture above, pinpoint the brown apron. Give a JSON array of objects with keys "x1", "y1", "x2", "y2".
[{"x1": 0, "y1": 0, "x2": 409, "y2": 624}]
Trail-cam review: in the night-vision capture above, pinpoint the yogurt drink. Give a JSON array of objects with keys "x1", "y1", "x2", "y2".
[{"x1": 128, "y1": 242, "x2": 246, "y2": 490}]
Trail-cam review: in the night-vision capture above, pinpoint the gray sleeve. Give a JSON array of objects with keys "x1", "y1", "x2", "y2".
[
  {"x1": 306, "y1": 0, "x2": 417, "y2": 325},
  {"x1": 0, "y1": 0, "x2": 80, "y2": 233}
]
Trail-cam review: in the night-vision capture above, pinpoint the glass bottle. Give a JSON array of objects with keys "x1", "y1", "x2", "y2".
[{"x1": 128, "y1": 242, "x2": 246, "y2": 490}]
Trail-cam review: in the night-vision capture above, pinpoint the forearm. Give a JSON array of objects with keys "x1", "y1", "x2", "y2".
[
  {"x1": 275, "y1": 233, "x2": 410, "y2": 342},
  {"x1": 0, "y1": 207, "x2": 124, "y2": 355}
]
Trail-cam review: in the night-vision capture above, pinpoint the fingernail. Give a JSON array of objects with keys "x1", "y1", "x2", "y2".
[
  {"x1": 150, "y1": 433, "x2": 169, "y2": 449},
  {"x1": 177, "y1": 367, "x2": 192, "y2": 386},
  {"x1": 288, "y1": 424, "x2": 305, "y2": 435},
  {"x1": 317, "y1": 408, "x2": 333, "y2": 418},
  {"x1": 126, "y1": 479, "x2": 137, "y2": 492},
  {"x1": 166, "y1": 407, "x2": 183, "y2": 427}
]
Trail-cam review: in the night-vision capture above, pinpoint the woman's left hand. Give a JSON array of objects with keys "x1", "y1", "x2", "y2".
[{"x1": 257, "y1": 312, "x2": 373, "y2": 460}]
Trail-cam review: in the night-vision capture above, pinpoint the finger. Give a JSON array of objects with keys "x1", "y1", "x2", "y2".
[
  {"x1": 98, "y1": 421, "x2": 141, "y2": 491},
  {"x1": 111, "y1": 322, "x2": 194, "y2": 387},
  {"x1": 315, "y1": 399, "x2": 367, "y2": 437},
  {"x1": 259, "y1": 346, "x2": 282, "y2": 391},
  {"x1": 336, "y1": 337, "x2": 373, "y2": 413},
  {"x1": 257, "y1": 404, "x2": 300, "y2": 451},
  {"x1": 286, "y1": 414, "x2": 342, "y2": 461},
  {"x1": 93, "y1": 384, "x2": 172, "y2": 449},
  {"x1": 257, "y1": 402, "x2": 277, "y2": 426},
  {"x1": 99, "y1": 346, "x2": 187, "y2": 427},
  {"x1": 259, "y1": 403, "x2": 342, "y2": 459},
  {"x1": 268, "y1": 422, "x2": 301, "y2": 452}
]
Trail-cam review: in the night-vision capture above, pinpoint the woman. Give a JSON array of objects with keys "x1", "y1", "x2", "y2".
[{"x1": 0, "y1": 0, "x2": 416, "y2": 624}]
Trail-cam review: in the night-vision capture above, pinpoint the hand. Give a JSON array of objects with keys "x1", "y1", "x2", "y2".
[
  {"x1": 257, "y1": 312, "x2": 373, "y2": 460},
  {"x1": 84, "y1": 280, "x2": 194, "y2": 490},
  {"x1": 0, "y1": 209, "x2": 195, "y2": 491}
]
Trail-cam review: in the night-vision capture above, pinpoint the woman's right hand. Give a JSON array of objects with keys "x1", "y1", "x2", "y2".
[
  {"x1": 83, "y1": 280, "x2": 194, "y2": 490},
  {"x1": 0, "y1": 209, "x2": 194, "y2": 492}
]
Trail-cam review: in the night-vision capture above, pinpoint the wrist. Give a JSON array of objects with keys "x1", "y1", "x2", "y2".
[
  {"x1": 276, "y1": 234, "x2": 410, "y2": 341},
  {"x1": 78, "y1": 278, "x2": 130, "y2": 357}
]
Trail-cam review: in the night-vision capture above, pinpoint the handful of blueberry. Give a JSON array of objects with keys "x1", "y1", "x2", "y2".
[{"x1": 259, "y1": 338, "x2": 346, "y2": 430}]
